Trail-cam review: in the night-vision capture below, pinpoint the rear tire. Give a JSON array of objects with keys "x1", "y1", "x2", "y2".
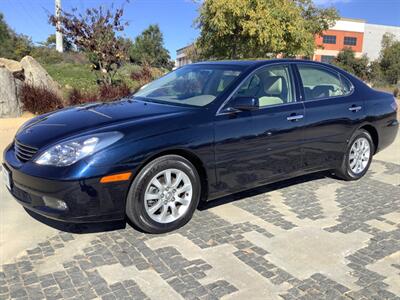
[
  {"x1": 126, "y1": 155, "x2": 201, "y2": 233},
  {"x1": 334, "y1": 129, "x2": 374, "y2": 181}
]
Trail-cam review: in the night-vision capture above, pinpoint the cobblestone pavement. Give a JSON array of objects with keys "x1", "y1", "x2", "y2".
[{"x1": 1, "y1": 157, "x2": 399, "y2": 300}]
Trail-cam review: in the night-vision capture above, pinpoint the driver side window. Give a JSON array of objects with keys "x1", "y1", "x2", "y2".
[{"x1": 233, "y1": 64, "x2": 294, "y2": 108}]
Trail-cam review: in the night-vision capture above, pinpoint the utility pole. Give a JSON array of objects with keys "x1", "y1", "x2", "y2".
[{"x1": 55, "y1": 0, "x2": 63, "y2": 52}]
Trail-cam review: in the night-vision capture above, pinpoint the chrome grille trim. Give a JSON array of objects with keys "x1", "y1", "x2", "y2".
[{"x1": 14, "y1": 140, "x2": 38, "y2": 162}]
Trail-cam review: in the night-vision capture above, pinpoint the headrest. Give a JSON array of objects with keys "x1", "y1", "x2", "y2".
[
  {"x1": 263, "y1": 76, "x2": 285, "y2": 95},
  {"x1": 312, "y1": 85, "x2": 334, "y2": 98},
  {"x1": 220, "y1": 75, "x2": 237, "y2": 89}
]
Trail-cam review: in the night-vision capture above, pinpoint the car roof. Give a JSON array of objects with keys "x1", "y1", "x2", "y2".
[
  {"x1": 192, "y1": 60, "x2": 260, "y2": 67},
  {"x1": 192, "y1": 59, "x2": 330, "y2": 68}
]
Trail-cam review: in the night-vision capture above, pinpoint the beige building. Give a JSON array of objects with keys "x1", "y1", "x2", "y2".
[
  {"x1": 315, "y1": 18, "x2": 400, "y2": 63},
  {"x1": 175, "y1": 46, "x2": 192, "y2": 68}
]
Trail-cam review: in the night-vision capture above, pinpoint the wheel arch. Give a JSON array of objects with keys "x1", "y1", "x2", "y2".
[
  {"x1": 359, "y1": 124, "x2": 379, "y2": 154},
  {"x1": 136, "y1": 148, "x2": 209, "y2": 203}
]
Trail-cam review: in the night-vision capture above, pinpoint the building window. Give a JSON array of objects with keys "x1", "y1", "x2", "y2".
[
  {"x1": 323, "y1": 35, "x2": 336, "y2": 44},
  {"x1": 321, "y1": 55, "x2": 335, "y2": 64},
  {"x1": 344, "y1": 37, "x2": 357, "y2": 46}
]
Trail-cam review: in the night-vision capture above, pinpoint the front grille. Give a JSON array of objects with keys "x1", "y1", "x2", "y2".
[{"x1": 14, "y1": 140, "x2": 38, "y2": 162}]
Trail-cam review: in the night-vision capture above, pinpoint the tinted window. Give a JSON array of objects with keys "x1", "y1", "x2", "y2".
[
  {"x1": 135, "y1": 65, "x2": 242, "y2": 107},
  {"x1": 217, "y1": 71, "x2": 241, "y2": 92},
  {"x1": 233, "y1": 65, "x2": 294, "y2": 107},
  {"x1": 323, "y1": 35, "x2": 336, "y2": 44},
  {"x1": 344, "y1": 37, "x2": 357, "y2": 46},
  {"x1": 298, "y1": 65, "x2": 351, "y2": 100},
  {"x1": 340, "y1": 74, "x2": 354, "y2": 94}
]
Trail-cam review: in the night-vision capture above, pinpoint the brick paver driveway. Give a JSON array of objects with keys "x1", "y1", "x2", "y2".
[{"x1": 1, "y1": 141, "x2": 399, "y2": 299}]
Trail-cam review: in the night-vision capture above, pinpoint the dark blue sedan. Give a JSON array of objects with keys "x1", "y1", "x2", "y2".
[{"x1": 3, "y1": 60, "x2": 398, "y2": 233}]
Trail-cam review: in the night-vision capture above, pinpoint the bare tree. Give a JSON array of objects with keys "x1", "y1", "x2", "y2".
[{"x1": 50, "y1": 4, "x2": 128, "y2": 85}]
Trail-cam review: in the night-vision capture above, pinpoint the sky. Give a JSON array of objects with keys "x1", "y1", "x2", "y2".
[{"x1": 0, "y1": 0, "x2": 399, "y2": 60}]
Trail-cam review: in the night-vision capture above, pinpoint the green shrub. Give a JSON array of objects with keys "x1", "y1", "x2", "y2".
[
  {"x1": 59, "y1": 52, "x2": 88, "y2": 64},
  {"x1": 30, "y1": 47, "x2": 64, "y2": 65},
  {"x1": 333, "y1": 48, "x2": 369, "y2": 81}
]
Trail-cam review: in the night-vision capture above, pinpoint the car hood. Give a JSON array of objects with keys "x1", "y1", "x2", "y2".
[{"x1": 15, "y1": 99, "x2": 196, "y2": 148}]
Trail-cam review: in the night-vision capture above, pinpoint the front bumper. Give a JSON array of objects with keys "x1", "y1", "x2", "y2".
[{"x1": 3, "y1": 162, "x2": 130, "y2": 223}]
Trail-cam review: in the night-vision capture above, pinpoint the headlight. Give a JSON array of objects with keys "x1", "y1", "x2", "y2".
[{"x1": 35, "y1": 132, "x2": 123, "y2": 167}]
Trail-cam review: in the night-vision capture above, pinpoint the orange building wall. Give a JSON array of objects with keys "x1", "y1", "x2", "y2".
[{"x1": 315, "y1": 29, "x2": 364, "y2": 52}]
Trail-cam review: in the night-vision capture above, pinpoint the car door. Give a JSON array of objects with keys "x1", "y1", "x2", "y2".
[
  {"x1": 214, "y1": 64, "x2": 305, "y2": 195},
  {"x1": 295, "y1": 63, "x2": 364, "y2": 171}
]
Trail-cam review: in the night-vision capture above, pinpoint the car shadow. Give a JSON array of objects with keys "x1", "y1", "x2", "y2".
[
  {"x1": 25, "y1": 171, "x2": 331, "y2": 234},
  {"x1": 198, "y1": 171, "x2": 330, "y2": 210},
  {"x1": 24, "y1": 208, "x2": 126, "y2": 234}
]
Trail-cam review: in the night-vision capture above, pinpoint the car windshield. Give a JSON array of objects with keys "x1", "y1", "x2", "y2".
[{"x1": 134, "y1": 65, "x2": 243, "y2": 107}]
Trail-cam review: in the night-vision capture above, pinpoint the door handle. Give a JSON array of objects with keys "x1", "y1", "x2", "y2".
[
  {"x1": 287, "y1": 114, "x2": 304, "y2": 121},
  {"x1": 348, "y1": 105, "x2": 362, "y2": 112}
]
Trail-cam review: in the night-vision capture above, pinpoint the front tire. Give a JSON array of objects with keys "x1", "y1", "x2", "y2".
[
  {"x1": 334, "y1": 129, "x2": 374, "y2": 181},
  {"x1": 126, "y1": 155, "x2": 201, "y2": 233}
]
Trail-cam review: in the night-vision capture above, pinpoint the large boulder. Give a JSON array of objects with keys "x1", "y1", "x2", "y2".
[
  {"x1": 0, "y1": 58, "x2": 23, "y2": 79},
  {"x1": 20, "y1": 56, "x2": 62, "y2": 98},
  {"x1": 0, "y1": 66, "x2": 22, "y2": 117},
  {"x1": 0, "y1": 55, "x2": 63, "y2": 117}
]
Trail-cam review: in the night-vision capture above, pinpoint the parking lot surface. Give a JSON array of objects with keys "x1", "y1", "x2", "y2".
[{"x1": 0, "y1": 127, "x2": 399, "y2": 300}]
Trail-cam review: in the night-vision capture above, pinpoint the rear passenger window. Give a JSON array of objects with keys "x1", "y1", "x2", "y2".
[
  {"x1": 298, "y1": 65, "x2": 352, "y2": 100},
  {"x1": 340, "y1": 74, "x2": 354, "y2": 95}
]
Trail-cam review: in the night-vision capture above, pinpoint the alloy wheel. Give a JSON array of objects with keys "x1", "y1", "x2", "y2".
[
  {"x1": 349, "y1": 137, "x2": 370, "y2": 174},
  {"x1": 144, "y1": 168, "x2": 193, "y2": 223}
]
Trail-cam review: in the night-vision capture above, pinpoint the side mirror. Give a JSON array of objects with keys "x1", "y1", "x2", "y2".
[{"x1": 229, "y1": 96, "x2": 259, "y2": 111}]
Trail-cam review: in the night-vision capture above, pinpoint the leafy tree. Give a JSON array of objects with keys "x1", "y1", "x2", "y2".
[
  {"x1": 368, "y1": 60, "x2": 383, "y2": 83},
  {"x1": 50, "y1": 5, "x2": 129, "y2": 85},
  {"x1": 118, "y1": 36, "x2": 134, "y2": 54},
  {"x1": 0, "y1": 13, "x2": 32, "y2": 60},
  {"x1": 129, "y1": 24, "x2": 173, "y2": 69},
  {"x1": 13, "y1": 34, "x2": 33, "y2": 59},
  {"x1": 296, "y1": 0, "x2": 338, "y2": 41},
  {"x1": 183, "y1": 44, "x2": 200, "y2": 62},
  {"x1": 42, "y1": 34, "x2": 74, "y2": 52},
  {"x1": 0, "y1": 13, "x2": 14, "y2": 58},
  {"x1": 381, "y1": 32, "x2": 396, "y2": 50},
  {"x1": 379, "y1": 33, "x2": 400, "y2": 84},
  {"x1": 195, "y1": 0, "x2": 338, "y2": 60},
  {"x1": 333, "y1": 47, "x2": 369, "y2": 80}
]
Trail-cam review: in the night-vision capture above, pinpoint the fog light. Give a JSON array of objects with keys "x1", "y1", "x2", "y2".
[{"x1": 43, "y1": 196, "x2": 68, "y2": 211}]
